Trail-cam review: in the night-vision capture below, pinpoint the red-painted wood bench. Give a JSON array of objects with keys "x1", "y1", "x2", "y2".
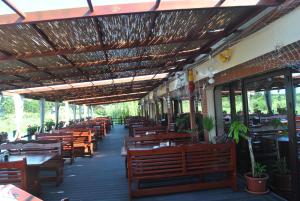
[
  {"x1": 0, "y1": 159, "x2": 28, "y2": 191},
  {"x1": 73, "y1": 131, "x2": 93, "y2": 157},
  {"x1": 127, "y1": 142, "x2": 237, "y2": 198},
  {"x1": 36, "y1": 132, "x2": 74, "y2": 164}
]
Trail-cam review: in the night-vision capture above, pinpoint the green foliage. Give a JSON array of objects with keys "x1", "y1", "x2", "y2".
[
  {"x1": 27, "y1": 125, "x2": 39, "y2": 135},
  {"x1": 175, "y1": 113, "x2": 190, "y2": 132},
  {"x1": 271, "y1": 118, "x2": 282, "y2": 129},
  {"x1": 275, "y1": 157, "x2": 289, "y2": 175},
  {"x1": 175, "y1": 113, "x2": 204, "y2": 139},
  {"x1": 24, "y1": 99, "x2": 39, "y2": 113},
  {"x1": 69, "y1": 120, "x2": 75, "y2": 126},
  {"x1": 0, "y1": 96, "x2": 14, "y2": 115},
  {"x1": 228, "y1": 121, "x2": 248, "y2": 143},
  {"x1": 45, "y1": 119, "x2": 55, "y2": 132},
  {"x1": 94, "y1": 101, "x2": 139, "y2": 120},
  {"x1": 254, "y1": 162, "x2": 267, "y2": 178},
  {"x1": 0, "y1": 132, "x2": 8, "y2": 142},
  {"x1": 202, "y1": 116, "x2": 214, "y2": 132}
]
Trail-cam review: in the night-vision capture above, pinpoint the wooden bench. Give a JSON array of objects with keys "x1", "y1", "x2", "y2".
[
  {"x1": 36, "y1": 132, "x2": 74, "y2": 164},
  {"x1": 127, "y1": 143, "x2": 237, "y2": 198},
  {"x1": 0, "y1": 158, "x2": 28, "y2": 191},
  {"x1": 0, "y1": 141, "x2": 64, "y2": 186},
  {"x1": 73, "y1": 131, "x2": 93, "y2": 157}
]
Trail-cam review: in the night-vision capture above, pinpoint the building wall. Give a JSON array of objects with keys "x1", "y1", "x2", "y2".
[{"x1": 143, "y1": 6, "x2": 300, "y2": 139}]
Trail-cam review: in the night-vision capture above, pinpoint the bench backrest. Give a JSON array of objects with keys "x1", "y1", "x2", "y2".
[
  {"x1": 36, "y1": 133, "x2": 73, "y2": 149},
  {"x1": 0, "y1": 158, "x2": 28, "y2": 190},
  {"x1": 127, "y1": 143, "x2": 236, "y2": 180},
  {"x1": 0, "y1": 140, "x2": 62, "y2": 155},
  {"x1": 73, "y1": 131, "x2": 92, "y2": 144},
  {"x1": 126, "y1": 133, "x2": 192, "y2": 146},
  {"x1": 133, "y1": 126, "x2": 167, "y2": 136}
]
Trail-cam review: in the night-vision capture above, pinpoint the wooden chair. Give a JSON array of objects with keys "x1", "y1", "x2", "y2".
[
  {"x1": 0, "y1": 158, "x2": 28, "y2": 191},
  {"x1": 1, "y1": 141, "x2": 64, "y2": 186},
  {"x1": 36, "y1": 132, "x2": 74, "y2": 164}
]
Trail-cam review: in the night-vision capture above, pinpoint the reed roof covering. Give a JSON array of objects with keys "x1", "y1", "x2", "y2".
[{"x1": 0, "y1": 0, "x2": 283, "y2": 105}]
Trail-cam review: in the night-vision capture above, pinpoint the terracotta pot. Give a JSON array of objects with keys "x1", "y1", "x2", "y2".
[
  {"x1": 274, "y1": 173, "x2": 291, "y2": 192},
  {"x1": 244, "y1": 172, "x2": 269, "y2": 194}
]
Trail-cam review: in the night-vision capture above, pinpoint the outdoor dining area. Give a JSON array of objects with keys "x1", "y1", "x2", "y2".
[
  {"x1": 1, "y1": 0, "x2": 300, "y2": 200},
  {"x1": 0, "y1": 117, "x2": 111, "y2": 200}
]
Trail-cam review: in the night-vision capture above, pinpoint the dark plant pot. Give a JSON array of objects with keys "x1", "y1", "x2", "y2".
[
  {"x1": 245, "y1": 172, "x2": 269, "y2": 194},
  {"x1": 274, "y1": 173, "x2": 291, "y2": 192}
]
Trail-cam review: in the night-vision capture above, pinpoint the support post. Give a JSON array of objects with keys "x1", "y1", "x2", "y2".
[
  {"x1": 265, "y1": 90, "x2": 273, "y2": 114},
  {"x1": 39, "y1": 98, "x2": 45, "y2": 133},
  {"x1": 174, "y1": 99, "x2": 179, "y2": 118},
  {"x1": 73, "y1": 104, "x2": 77, "y2": 120},
  {"x1": 55, "y1": 101, "x2": 60, "y2": 128},
  {"x1": 166, "y1": 82, "x2": 174, "y2": 131},
  {"x1": 160, "y1": 98, "x2": 164, "y2": 118},
  {"x1": 64, "y1": 101, "x2": 70, "y2": 125},
  {"x1": 79, "y1": 105, "x2": 82, "y2": 120},
  {"x1": 83, "y1": 104, "x2": 88, "y2": 119},
  {"x1": 90, "y1": 106, "x2": 94, "y2": 118},
  {"x1": 155, "y1": 100, "x2": 160, "y2": 123},
  {"x1": 87, "y1": 105, "x2": 90, "y2": 117},
  {"x1": 13, "y1": 94, "x2": 24, "y2": 139},
  {"x1": 179, "y1": 100, "x2": 183, "y2": 114},
  {"x1": 187, "y1": 69, "x2": 198, "y2": 142}
]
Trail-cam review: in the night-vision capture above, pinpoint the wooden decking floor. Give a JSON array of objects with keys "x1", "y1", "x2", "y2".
[{"x1": 41, "y1": 125, "x2": 286, "y2": 201}]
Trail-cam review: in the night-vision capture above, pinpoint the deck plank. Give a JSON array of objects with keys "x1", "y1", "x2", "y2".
[{"x1": 41, "y1": 125, "x2": 286, "y2": 201}]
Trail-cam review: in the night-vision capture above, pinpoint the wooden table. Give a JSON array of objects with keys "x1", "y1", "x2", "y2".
[
  {"x1": 0, "y1": 184, "x2": 43, "y2": 201},
  {"x1": 121, "y1": 145, "x2": 155, "y2": 157},
  {"x1": 7, "y1": 153, "x2": 56, "y2": 195}
]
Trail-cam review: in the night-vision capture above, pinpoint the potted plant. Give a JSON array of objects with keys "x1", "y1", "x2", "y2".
[
  {"x1": 69, "y1": 120, "x2": 75, "y2": 126},
  {"x1": 0, "y1": 132, "x2": 8, "y2": 143},
  {"x1": 274, "y1": 157, "x2": 291, "y2": 192},
  {"x1": 26, "y1": 125, "x2": 39, "y2": 140},
  {"x1": 175, "y1": 113, "x2": 190, "y2": 133},
  {"x1": 57, "y1": 121, "x2": 65, "y2": 129},
  {"x1": 202, "y1": 116, "x2": 214, "y2": 143},
  {"x1": 45, "y1": 120, "x2": 55, "y2": 132},
  {"x1": 229, "y1": 121, "x2": 269, "y2": 194}
]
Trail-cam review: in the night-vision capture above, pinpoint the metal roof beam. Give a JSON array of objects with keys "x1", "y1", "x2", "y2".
[
  {"x1": 0, "y1": 36, "x2": 210, "y2": 62},
  {"x1": 2, "y1": 0, "x2": 26, "y2": 19},
  {"x1": 87, "y1": 98, "x2": 141, "y2": 105},
  {"x1": 0, "y1": 0, "x2": 282, "y2": 26},
  {"x1": 87, "y1": 0, "x2": 94, "y2": 12}
]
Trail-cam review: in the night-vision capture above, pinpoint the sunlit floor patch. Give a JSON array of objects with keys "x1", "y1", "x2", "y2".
[{"x1": 50, "y1": 191, "x2": 64, "y2": 194}]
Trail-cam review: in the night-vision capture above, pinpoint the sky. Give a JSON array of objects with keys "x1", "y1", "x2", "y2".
[{"x1": 0, "y1": 0, "x2": 156, "y2": 15}]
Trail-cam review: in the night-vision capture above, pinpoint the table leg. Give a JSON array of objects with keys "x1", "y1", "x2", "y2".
[
  {"x1": 26, "y1": 166, "x2": 41, "y2": 195},
  {"x1": 125, "y1": 157, "x2": 128, "y2": 178}
]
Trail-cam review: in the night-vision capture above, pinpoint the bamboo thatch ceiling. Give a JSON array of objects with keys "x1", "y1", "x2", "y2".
[{"x1": 0, "y1": 0, "x2": 284, "y2": 105}]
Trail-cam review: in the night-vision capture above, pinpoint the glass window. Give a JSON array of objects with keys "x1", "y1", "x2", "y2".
[
  {"x1": 214, "y1": 84, "x2": 231, "y2": 136},
  {"x1": 245, "y1": 72, "x2": 291, "y2": 199},
  {"x1": 182, "y1": 100, "x2": 190, "y2": 113}
]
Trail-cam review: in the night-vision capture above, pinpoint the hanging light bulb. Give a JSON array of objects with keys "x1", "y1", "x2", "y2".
[{"x1": 208, "y1": 77, "x2": 215, "y2": 84}]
